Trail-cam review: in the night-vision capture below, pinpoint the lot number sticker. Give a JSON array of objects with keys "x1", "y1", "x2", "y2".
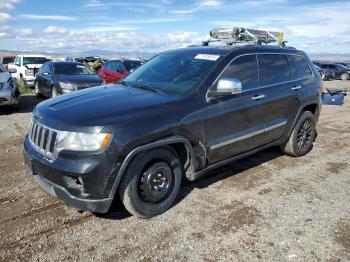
[{"x1": 195, "y1": 54, "x2": 220, "y2": 61}]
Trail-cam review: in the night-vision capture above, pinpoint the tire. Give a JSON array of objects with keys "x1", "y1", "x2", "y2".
[
  {"x1": 281, "y1": 111, "x2": 316, "y2": 157},
  {"x1": 119, "y1": 147, "x2": 182, "y2": 218},
  {"x1": 35, "y1": 82, "x2": 43, "y2": 98},
  {"x1": 51, "y1": 86, "x2": 58, "y2": 98},
  {"x1": 340, "y1": 73, "x2": 349, "y2": 81}
]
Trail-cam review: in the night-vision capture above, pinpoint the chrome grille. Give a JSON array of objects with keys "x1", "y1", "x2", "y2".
[
  {"x1": 0, "y1": 98, "x2": 8, "y2": 103},
  {"x1": 29, "y1": 121, "x2": 57, "y2": 160}
]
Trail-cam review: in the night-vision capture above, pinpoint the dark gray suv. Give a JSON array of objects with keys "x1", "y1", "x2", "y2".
[{"x1": 24, "y1": 45, "x2": 322, "y2": 218}]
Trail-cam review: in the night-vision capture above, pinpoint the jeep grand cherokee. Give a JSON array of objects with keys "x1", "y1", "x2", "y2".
[{"x1": 24, "y1": 45, "x2": 322, "y2": 218}]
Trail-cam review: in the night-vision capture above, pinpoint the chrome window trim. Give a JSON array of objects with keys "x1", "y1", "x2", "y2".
[
  {"x1": 207, "y1": 52, "x2": 315, "y2": 98},
  {"x1": 209, "y1": 120, "x2": 287, "y2": 150}
]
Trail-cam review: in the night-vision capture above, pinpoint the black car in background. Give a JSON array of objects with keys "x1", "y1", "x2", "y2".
[
  {"x1": 319, "y1": 63, "x2": 350, "y2": 80},
  {"x1": 314, "y1": 64, "x2": 335, "y2": 80},
  {"x1": 35, "y1": 62, "x2": 104, "y2": 98}
]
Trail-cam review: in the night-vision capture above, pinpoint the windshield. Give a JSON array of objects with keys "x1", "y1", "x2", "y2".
[
  {"x1": 23, "y1": 57, "x2": 50, "y2": 65},
  {"x1": 53, "y1": 63, "x2": 95, "y2": 75},
  {"x1": 336, "y1": 64, "x2": 347, "y2": 70},
  {"x1": 123, "y1": 53, "x2": 221, "y2": 95}
]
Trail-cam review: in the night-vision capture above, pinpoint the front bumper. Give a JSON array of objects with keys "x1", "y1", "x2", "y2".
[
  {"x1": 0, "y1": 87, "x2": 19, "y2": 106},
  {"x1": 23, "y1": 77, "x2": 35, "y2": 87},
  {"x1": 23, "y1": 135, "x2": 116, "y2": 213}
]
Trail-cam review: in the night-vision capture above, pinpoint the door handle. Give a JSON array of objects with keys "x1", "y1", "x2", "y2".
[
  {"x1": 252, "y1": 94, "x2": 265, "y2": 100},
  {"x1": 292, "y1": 85, "x2": 302, "y2": 90}
]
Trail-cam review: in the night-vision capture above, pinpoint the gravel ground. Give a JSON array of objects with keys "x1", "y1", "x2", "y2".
[{"x1": 0, "y1": 81, "x2": 349, "y2": 261}]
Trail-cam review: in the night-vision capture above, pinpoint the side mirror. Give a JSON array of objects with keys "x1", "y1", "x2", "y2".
[
  {"x1": 9, "y1": 68, "x2": 17, "y2": 73},
  {"x1": 215, "y1": 78, "x2": 242, "y2": 95}
]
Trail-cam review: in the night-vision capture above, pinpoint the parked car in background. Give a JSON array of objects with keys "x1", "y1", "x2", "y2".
[
  {"x1": 338, "y1": 62, "x2": 350, "y2": 69},
  {"x1": 98, "y1": 60, "x2": 128, "y2": 84},
  {"x1": 0, "y1": 55, "x2": 16, "y2": 70},
  {"x1": 35, "y1": 61, "x2": 104, "y2": 98},
  {"x1": 0, "y1": 64, "x2": 19, "y2": 109},
  {"x1": 314, "y1": 64, "x2": 335, "y2": 80},
  {"x1": 122, "y1": 59, "x2": 145, "y2": 73},
  {"x1": 8, "y1": 55, "x2": 50, "y2": 87},
  {"x1": 319, "y1": 63, "x2": 350, "y2": 80}
]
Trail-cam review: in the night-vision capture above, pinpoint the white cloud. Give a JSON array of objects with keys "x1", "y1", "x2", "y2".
[
  {"x1": 43, "y1": 26, "x2": 68, "y2": 34},
  {"x1": 18, "y1": 14, "x2": 77, "y2": 21},
  {"x1": 0, "y1": 12, "x2": 11, "y2": 23},
  {"x1": 0, "y1": 0, "x2": 21, "y2": 11},
  {"x1": 170, "y1": 0, "x2": 223, "y2": 14}
]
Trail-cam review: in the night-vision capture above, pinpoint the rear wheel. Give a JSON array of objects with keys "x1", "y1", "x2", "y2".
[
  {"x1": 119, "y1": 147, "x2": 182, "y2": 218},
  {"x1": 341, "y1": 73, "x2": 349, "y2": 81},
  {"x1": 281, "y1": 111, "x2": 316, "y2": 157}
]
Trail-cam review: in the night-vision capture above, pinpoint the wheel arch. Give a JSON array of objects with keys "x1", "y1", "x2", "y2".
[{"x1": 108, "y1": 136, "x2": 197, "y2": 199}]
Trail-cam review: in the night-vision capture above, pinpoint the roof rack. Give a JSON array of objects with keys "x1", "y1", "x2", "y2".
[{"x1": 203, "y1": 27, "x2": 285, "y2": 47}]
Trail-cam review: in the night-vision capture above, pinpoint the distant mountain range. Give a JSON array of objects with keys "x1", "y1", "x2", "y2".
[{"x1": 1, "y1": 49, "x2": 350, "y2": 62}]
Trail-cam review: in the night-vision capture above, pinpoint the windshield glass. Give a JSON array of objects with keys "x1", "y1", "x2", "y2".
[
  {"x1": 123, "y1": 53, "x2": 221, "y2": 95},
  {"x1": 23, "y1": 57, "x2": 50, "y2": 65},
  {"x1": 53, "y1": 63, "x2": 95, "y2": 75}
]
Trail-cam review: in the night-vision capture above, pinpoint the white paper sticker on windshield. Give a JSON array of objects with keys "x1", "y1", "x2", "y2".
[{"x1": 195, "y1": 54, "x2": 220, "y2": 61}]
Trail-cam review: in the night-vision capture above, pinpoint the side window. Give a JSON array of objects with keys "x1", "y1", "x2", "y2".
[
  {"x1": 258, "y1": 54, "x2": 290, "y2": 86},
  {"x1": 218, "y1": 54, "x2": 258, "y2": 90},
  {"x1": 286, "y1": 55, "x2": 313, "y2": 79},
  {"x1": 106, "y1": 61, "x2": 126, "y2": 72},
  {"x1": 15, "y1": 56, "x2": 20, "y2": 66}
]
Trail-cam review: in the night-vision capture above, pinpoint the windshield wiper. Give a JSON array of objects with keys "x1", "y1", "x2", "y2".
[{"x1": 132, "y1": 83, "x2": 159, "y2": 93}]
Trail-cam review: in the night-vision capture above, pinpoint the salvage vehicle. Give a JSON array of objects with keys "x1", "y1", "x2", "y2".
[
  {"x1": 0, "y1": 64, "x2": 20, "y2": 109},
  {"x1": 314, "y1": 64, "x2": 335, "y2": 80},
  {"x1": 8, "y1": 55, "x2": 50, "y2": 87},
  {"x1": 98, "y1": 60, "x2": 129, "y2": 84},
  {"x1": 319, "y1": 63, "x2": 350, "y2": 80},
  {"x1": 24, "y1": 28, "x2": 322, "y2": 218},
  {"x1": 0, "y1": 55, "x2": 16, "y2": 70},
  {"x1": 34, "y1": 61, "x2": 104, "y2": 98}
]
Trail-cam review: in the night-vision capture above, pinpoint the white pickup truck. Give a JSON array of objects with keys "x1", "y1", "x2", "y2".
[{"x1": 8, "y1": 55, "x2": 50, "y2": 88}]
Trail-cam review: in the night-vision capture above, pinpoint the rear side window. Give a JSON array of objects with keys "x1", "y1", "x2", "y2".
[
  {"x1": 219, "y1": 54, "x2": 258, "y2": 90},
  {"x1": 286, "y1": 55, "x2": 312, "y2": 79},
  {"x1": 105, "y1": 61, "x2": 127, "y2": 72},
  {"x1": 258, "y1": 54, "x2": 290, "y2": 86}
]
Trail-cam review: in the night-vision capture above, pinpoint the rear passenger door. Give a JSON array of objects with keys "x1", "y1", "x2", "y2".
[{"x1": 285, "y1": 55, "x2": 315, "y2": 120}]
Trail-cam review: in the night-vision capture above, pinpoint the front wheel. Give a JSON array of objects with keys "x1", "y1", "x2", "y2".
[
  {"x1": 119, "y1": 147, "x2": 182, "y2": 218},
  {"x1": 281, "y1": 111, "x2": 316, "y2": 157}
]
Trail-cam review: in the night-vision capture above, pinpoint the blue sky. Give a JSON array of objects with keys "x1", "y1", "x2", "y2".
[{"x1": 1, "y1": 0, "x2": 350, "y2": 55}]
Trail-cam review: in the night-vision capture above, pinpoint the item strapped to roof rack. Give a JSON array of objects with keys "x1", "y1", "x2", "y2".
[{"x1": 204, "y1": 27, "x2": 284, "y2": 46}]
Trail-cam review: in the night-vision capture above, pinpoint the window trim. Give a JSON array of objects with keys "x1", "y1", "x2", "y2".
[{"x1": 207, "y1": 52, "x2": 315, "y2": 98}]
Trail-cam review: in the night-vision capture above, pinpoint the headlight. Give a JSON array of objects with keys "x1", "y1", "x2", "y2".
[
  {"x1": 25, "y1": 69, "x2": 34, "y2": 76},
  {"x1": 56, "y1": 132, "x2": 112, "y2": 152},
  {"x1": 59, "y1": 82, "x2": 76, "y2": 90}
]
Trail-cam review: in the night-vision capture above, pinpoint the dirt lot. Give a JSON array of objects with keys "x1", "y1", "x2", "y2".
[{"x1": 0, "y1": 81, "x2": 349, "y2": 261}]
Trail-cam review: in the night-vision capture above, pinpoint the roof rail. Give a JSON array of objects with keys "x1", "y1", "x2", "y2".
[{"x1": 203, "y1": 27, "x2": 285, "y2": 47}]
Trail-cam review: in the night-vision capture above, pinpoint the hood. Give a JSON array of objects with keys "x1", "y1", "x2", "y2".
[
  {"x1": 34, "y1": 84, "x2": 181, "y2": 130},
  {"x1": 0, "y1": 72, "x2": 11, "y2": 83},
  {"x1": 55, "y1": 74, "x2": 102, "y2": 87}
]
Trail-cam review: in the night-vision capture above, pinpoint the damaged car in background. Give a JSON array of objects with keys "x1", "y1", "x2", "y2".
[
  {"x1": 35, "y1": 61, "x2": 104, "y2": 98},
  {"x1": 0, "y1": 64, "x2": 20, "y2": 110}
]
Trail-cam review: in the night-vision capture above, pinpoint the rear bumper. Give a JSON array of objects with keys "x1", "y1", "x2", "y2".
[{"x1": 23, "y1": 135, "x2": 116, "y2": 213}]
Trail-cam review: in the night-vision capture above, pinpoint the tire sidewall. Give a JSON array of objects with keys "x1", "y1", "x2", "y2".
[
  {"x1": 120, "y1": 147, "x2": 182, "y2": 218},
  {"x1": 291, "y1": 112, "x2": 316, "y2": 156},
  {"x1": 341, "y1": 73, "x2": 349, "y2": 81}
]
